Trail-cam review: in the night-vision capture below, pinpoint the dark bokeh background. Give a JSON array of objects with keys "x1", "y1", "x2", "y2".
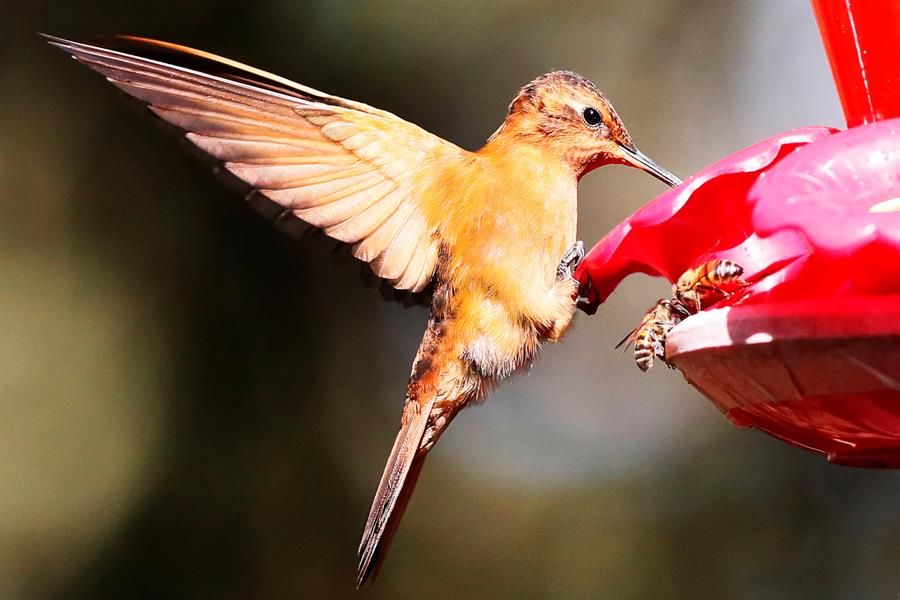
[{"x1": 4, "y1": 1, "x2": 900, "y2": 599}]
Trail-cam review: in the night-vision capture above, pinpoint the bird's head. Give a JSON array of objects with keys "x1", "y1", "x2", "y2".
[{"x1": 491, "y1": 70, "x2": 680, "y2": 186}]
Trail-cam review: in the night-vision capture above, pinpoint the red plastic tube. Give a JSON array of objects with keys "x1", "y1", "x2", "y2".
[{"x1": 812, "y1": 0, "x2": 900, "y2": 127}]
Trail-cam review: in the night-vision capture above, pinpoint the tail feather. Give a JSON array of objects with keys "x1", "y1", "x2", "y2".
[{"x1": 357, "y1": 400, "x2": 434, "y2": 586}]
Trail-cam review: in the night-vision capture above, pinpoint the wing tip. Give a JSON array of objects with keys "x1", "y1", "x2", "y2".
[
  {"x1": 40, "y1": 33, "x2": 118, "y2": 65},
  {"x1": 356, "y1": 535, "x2": 380, "y2": 587},
  {"x1": 40, "y1": 32, "x2": 73, "y2": 51},
  {"x1": 40, "y1": 32, "x2": 102, "y2": 51}
]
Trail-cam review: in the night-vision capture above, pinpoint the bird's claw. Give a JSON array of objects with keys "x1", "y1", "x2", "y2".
[{"x1": 556, "y1": 240, "x2": 584, "y2": 282}]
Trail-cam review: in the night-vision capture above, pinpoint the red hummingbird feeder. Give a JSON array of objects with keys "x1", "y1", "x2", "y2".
[{"x1": 576, "y1": 0, "x2": 900, "y2": 467}]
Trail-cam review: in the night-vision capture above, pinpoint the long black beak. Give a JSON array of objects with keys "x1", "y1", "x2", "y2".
[{"x1": 618, "y1": 144, "x2": 682, "y2": 187}]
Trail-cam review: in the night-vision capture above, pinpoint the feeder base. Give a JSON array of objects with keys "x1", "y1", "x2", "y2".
[{"x1": 667, "y1": 297, "x2": 900, "y2": 468}]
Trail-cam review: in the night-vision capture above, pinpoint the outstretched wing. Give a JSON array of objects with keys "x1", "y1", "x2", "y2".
[{"x1": 46, "y1": 34, "x2": 468, "y2": 293}]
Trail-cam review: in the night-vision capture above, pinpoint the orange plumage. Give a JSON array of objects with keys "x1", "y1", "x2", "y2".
[{"x1": 46, "y1": 34, "x2": 679, "y2": 585}]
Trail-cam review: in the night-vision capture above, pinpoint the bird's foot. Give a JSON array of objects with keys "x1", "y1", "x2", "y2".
[{"x1": 556, "y1": 240, "x2": 584, "y2": 282}]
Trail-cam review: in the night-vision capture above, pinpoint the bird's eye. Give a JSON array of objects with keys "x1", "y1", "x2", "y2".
[{"x1": 582, "y1": 107, "x2": 602, "y2": 127}]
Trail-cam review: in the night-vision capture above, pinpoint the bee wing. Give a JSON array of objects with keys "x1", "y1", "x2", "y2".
[
  {"x1": 615, "y1": 301, "x2": 664, "y2": 350},
  {"x1": 615, "y1": 326, "x2": 640, "y2": 351},
  {"x1": 46, "y1": 35, "x2": 471, "y2": 293}
]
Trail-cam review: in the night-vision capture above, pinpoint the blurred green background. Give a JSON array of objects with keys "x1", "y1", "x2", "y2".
[{"x1": 4, "y1": 1, "x2": 900, "y2": 598}]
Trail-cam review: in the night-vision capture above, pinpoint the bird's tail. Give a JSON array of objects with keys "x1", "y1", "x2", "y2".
[{"x1": 356, "y1": 399, "x2": 434, "y2": 586}]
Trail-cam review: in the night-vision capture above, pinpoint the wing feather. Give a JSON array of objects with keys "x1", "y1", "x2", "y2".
[
  {"x1": 295, "y1": 180, "x2": 396, "y2": 228},
  {"x1": 227, "y1": 163, "x2": 374, "y2": 190},
  {"x1": 395, "y1": 236, "x2": 431, "y2": 291},
  {"x1": 186, "y1": 134, "x2": 352, "y2": 163},
  {"x1": 259, "y1": 172, "x2": 382, "y2": 209},
  {"x1": 353, "y1": 201, "x2": 418, "y2": 264},
  {"x1": 370, "y1": 209, "x2": 425, "y2": 283},
  {"x1": 151, "y1": 106, "x2": 329, "y2": 142},
  {"x1": 324, "y1": 188, "x2": 406, "y2": 244},
  {"x1": 46, "y1": 34, "x2": 467, "y2": 294}
]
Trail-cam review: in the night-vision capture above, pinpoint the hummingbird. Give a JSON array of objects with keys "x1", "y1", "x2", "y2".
[{"x1": 45, "y1": 34, "x2": 680, "y2": 585}]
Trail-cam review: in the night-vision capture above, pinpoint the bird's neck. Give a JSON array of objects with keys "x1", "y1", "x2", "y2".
[
  {"x1": 479, "y1": 130, "x2": 578, "y2": 184},
  {"x1": 485, "y1": 117, "x2": 625, "y2": 179}
]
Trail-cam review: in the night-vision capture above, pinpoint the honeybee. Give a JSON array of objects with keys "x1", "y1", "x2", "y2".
[
  {"x1": 674, "y1": 259, "x2": 748, "y2": 312},
  {"x1": 616, "y1": 299, "x2": 691, "y2": 372},
  {"x1": 620, "y1": 259, "x2": 749, "y2": 371}
]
